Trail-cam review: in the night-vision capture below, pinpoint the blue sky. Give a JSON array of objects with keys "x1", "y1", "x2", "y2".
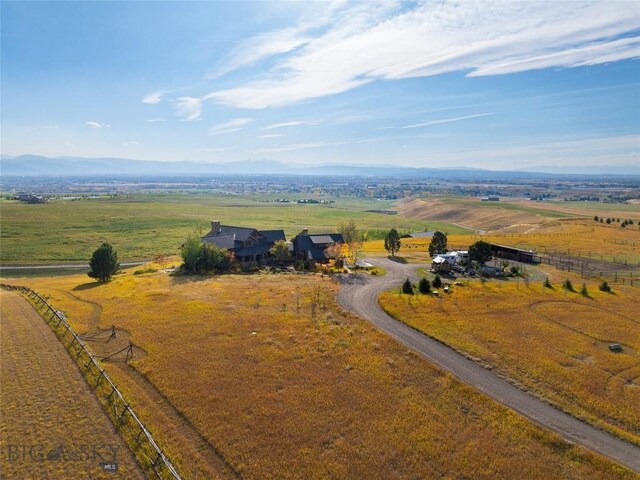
[{"x1": 2, "y1": 0, "x2": 639, "y2": 171}]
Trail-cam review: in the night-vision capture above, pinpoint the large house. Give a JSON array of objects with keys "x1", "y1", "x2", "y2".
[
  {"x1": 290, "y1": 229, "x2": 344, "y2": 264},
  {"x1": 201, "y1": 221, "x2": 285, "y2": 264}
]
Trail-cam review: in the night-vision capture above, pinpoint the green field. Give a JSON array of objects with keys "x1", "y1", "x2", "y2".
[{"x1": 0, "y1": 194, "x2": 470, "y2": 263}]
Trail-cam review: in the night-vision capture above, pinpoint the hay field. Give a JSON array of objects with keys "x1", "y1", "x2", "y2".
[
  {"x1": 0, "y1": 290, "x2": 143, "y2": 479},
  {"x1": 397, "y1": 196, "x2": 573, "y2": 232},
  {"x1": 380, "y1": 272, "x2": 640, "y2": 445},
  {"x1": 6, "y1": 270, "x2": 637, "y2": 479}
]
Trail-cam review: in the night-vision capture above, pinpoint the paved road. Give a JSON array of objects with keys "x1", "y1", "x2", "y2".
[{"x1": 336, "y1": 257, "x2": 640, "y2": 473}]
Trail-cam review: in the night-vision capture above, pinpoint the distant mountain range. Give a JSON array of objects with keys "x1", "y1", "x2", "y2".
[{"x1": 1, "y1": 154, "x2": 638, "y2": 179}]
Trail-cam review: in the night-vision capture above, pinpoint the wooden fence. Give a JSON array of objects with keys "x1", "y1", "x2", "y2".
[{"x1": 0, "y1": 284, "x2": 183, "y2": 480}]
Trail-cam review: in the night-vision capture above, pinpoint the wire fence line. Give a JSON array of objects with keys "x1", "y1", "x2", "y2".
[{"x1": 1, "y1": 284, "x2": 182, "y2": 480}]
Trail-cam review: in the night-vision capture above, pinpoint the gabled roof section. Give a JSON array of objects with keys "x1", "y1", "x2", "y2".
[
  {"x1": 202, "y1": 233, "x2": 236, "y2": 250},
  {"x1": 310, "y1": 235, "x2": 335, "y2": 245},
  {"x1": 260, "y1": 230, "x2": 286, "y2": 243}
]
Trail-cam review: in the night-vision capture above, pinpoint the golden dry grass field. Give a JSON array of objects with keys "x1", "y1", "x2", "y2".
[
  {"x1": 3, "y1": 270, "x2": 638, "y2": 479},
  {"x1": 0, "y1": 290, "x2": 143, "y2": 480},
  {"x1": 364, "y1": 218, "x2": 640, "y2": 265},
  {"x1": 380, "y1": 270, "x2": 640, "y2": 446}
]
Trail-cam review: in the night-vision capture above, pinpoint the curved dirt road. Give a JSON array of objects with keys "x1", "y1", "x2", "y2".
[{"x1": 336, "y1": 257, "x2": 640, "y2": 473}]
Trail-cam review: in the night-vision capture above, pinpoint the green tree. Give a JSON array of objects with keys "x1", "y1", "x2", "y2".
[
  {"x1": 562, "y1": 279, "x2": 574, "y2": 292},
  {"x1": 270, "y1": 240, "x2": 290, "y2": 264},
  {"x1": 599, "y1": 280, "x2": 611, "y2": 293},
  {"x1": 181, "y1": 232, "x2": 203, "y2": 273},
  {"x1": 428, "y1": 231, "x2": 448, "y2": 257},
  {"x1": 593, "y1": 215, "x2": 598, "y2": 222},
  {"x1": 88, "y1": 242, "x2": 119, "y2": 282},
  {"x1": 418, "y1": 277, "x2": 431, "y2": 294},
  {"x1": 432, "y1": 274, "x2": 442, "y2": 288},
  {"x1": 580, "y1": 283, "x2": 589, "y2": 296},
  {"x1": 468, "y1": 241, "x2": 492, "y2": 264},
  {"x1": 340, "y1": 220, "x2": 362, "y2": 245},
  {"x1": 402, "y1": 278, "x2": 414, "y2": 295},
  {"x1": 384, "y1": 228, "x2": 402, "y2": 257},
  {"x1": 340, "y1": 220, "x2": 364, "y2": 269},
  {"x1": 543, "y1": 277, "x2": 553, "y2": 289}
]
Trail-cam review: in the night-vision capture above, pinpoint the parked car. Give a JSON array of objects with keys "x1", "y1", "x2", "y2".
[{"x1": 609, "y1": 343, "x2": 623, "y2": 353}]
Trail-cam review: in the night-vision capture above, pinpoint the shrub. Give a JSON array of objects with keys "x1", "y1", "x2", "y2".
[
  {"x1": 402, "y1": 278, "x2": 414, "y2": 295},
  {"x1": 418, "y1": 277, "x2": 431, "y2": 294},
  {"x1": 181, "y1": 231, "x2": 234, "y2": 274},
  {"x1": 133, "y1": 267, "x2": 158, "y2": 275},
  {"x1": 580, "y1": 284, "x2": 589, "y2": 297},
  {"x1": 510, "y1": 265, "x2": 520, "y2": 276},
  {"x1": 562, "y1": 279, "x2": 574, "y2": 292},
  {"x1": 432, "y1": 274, "x2": 442, "y2": 288},
  {"x1": 543, "y1": 277, "x2": 552, "y2": 289},
  {"x1": 599, "y1": 280, "x2": 612, "y2": 293}
]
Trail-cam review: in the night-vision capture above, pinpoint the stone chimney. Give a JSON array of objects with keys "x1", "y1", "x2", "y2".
[
  {"x1": 211, "y1": 220, "x2": 221, "y2": 235},
  {"x1": 301, "y1": 228, "x2": 309, "y2": 236}
]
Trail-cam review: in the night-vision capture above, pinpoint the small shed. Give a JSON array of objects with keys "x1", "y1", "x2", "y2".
[{"x1": 431, "y1": 256, "x2": 452, "y2": 273}]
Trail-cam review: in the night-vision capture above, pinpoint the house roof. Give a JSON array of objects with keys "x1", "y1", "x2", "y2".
[
  {"x1": 260, "y1": 230, "x2": 286, "y2": 243},
  {"x1": 310, "y1": 235, "x2": 335, "y2": 245},
  {"x1": 293, "y1": 233, "x2": 343, "y2": 260},
  {"x1": 202, "y1": 233, "x2": 236, "y2": 250}
]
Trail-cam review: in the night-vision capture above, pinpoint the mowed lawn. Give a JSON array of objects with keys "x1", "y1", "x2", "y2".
[
  {"x1": 380, "y1": 270, "x2": 640, "y2": 446},
  {"x1": 0, "y1": 194, "x2": 469, "y2": 264},
  {"x1": 7, "y1": 270, "x2": 638, "y2": 479},
  {"x1": 0, "y1": 290, "x2": 143, "y2": 479}
]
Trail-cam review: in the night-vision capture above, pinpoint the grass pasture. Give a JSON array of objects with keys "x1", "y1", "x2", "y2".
[
  {"x1": 0, "y1": 290, "x2": 143, "y2": 479},
  {"x1": 379, "y1": 273, "x2": 640, "y2": 446},
  {"x1": 0, "y1": 194, "x2": 469, "y2": 264},
  {"x1": 3, "y1": 269, "x2": 636, "y2": 479},
  {"x1": 398, "y1": 196, "x2": 640, "y2": 234}
]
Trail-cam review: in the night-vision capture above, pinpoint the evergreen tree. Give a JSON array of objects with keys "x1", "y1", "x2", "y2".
[
  {"x1": 88, "y1": 243, "x2": 120, "y2": 282},
  {"x1": 402, "y1": 278, "x2": 414, "y2": 294},
  {"x1": 418, "y1": 277, "x2": 431, "y2": 294},
  {"x1": 384, "y1": 228, "x2": 402, "y2": 257},
  {"x1": 433, "y1": 274, "x2": 442, "y2": 289},
  {"x1": 428, "y1": 231, "x2": 448, "y2": 257}
]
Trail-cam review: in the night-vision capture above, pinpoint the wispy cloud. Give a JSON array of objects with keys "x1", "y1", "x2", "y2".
[
  {"x1": 141, "y1": 89, "x2": 170, "y2": 104},
  {"x1": 122, "y1": 141, "x2": 141, "y2": 147},
  {"x1": 263, "y1": 120, "x2": 320, "y2": 130},
  {"x1": 259, "y1": 134, "x2": 285, "y2": 139},
  {"x1": 86, "y1": 121, "x2": 110, "y2": 129},
  {"x1": 208, "y1": 118, "x2": 254, "y2": 136},
  {"x1": 174, "y1": 97, "x2": 202, "y2": 121},
  {"x1": 403, "y1": 113, "x2": 492, "y2": 129},
  {"x1": 147, "y1": 117, "x2": 165, "y2": 123},
  {"x1": 200, "y1": 1, "x2": 640, "y2": 109}
]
